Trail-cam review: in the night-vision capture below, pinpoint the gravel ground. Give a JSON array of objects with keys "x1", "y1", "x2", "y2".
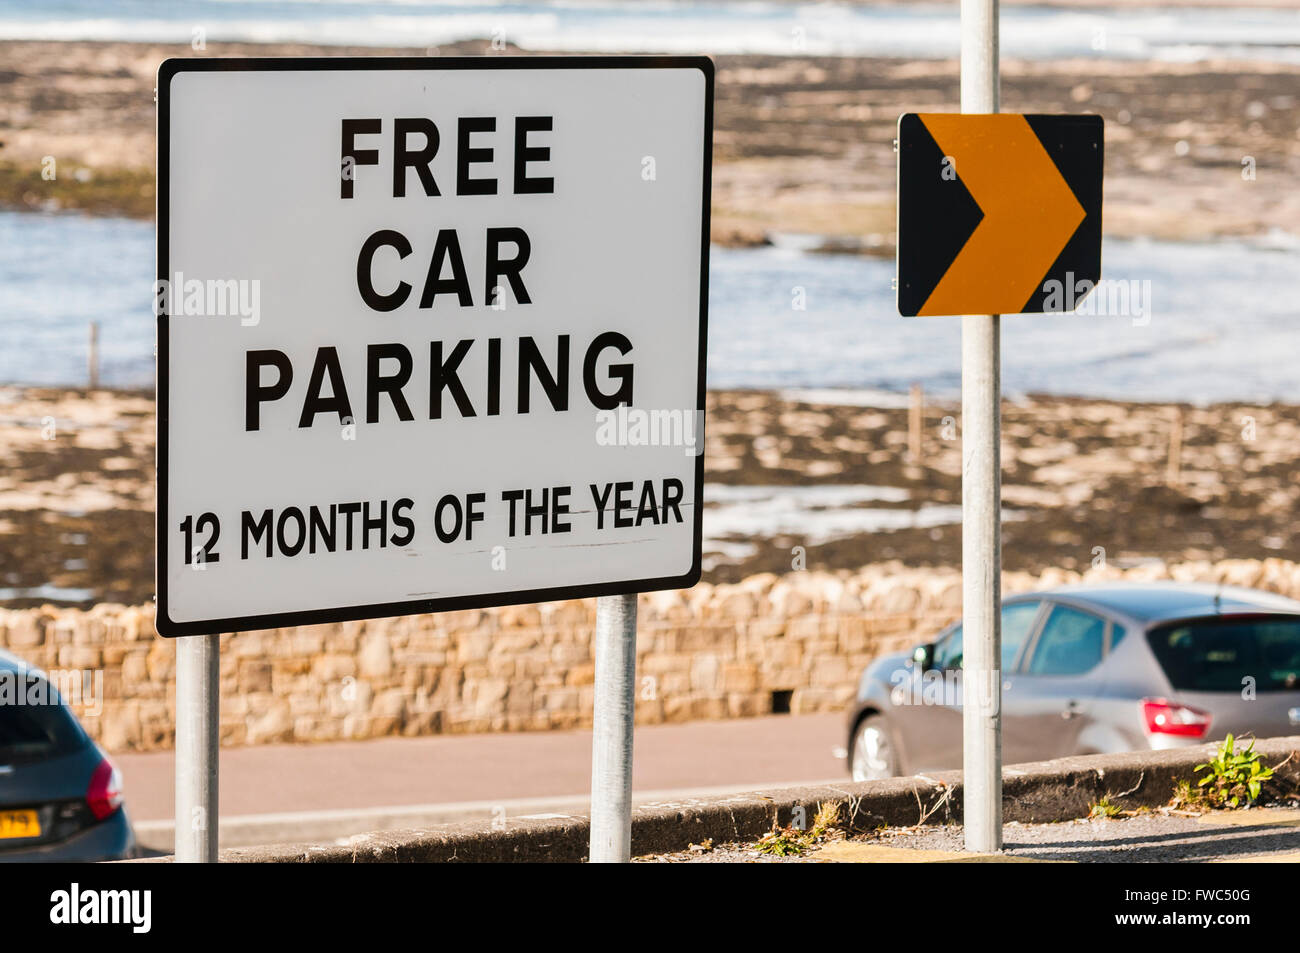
[
  {"x1": 637, "y1": 841, "x2": 826, "y2": 863},
  {"x1": 637, "y1": 807, "x2": 1300, "y2": 863}
]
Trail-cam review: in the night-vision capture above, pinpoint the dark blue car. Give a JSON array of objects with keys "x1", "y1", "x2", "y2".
[{"x1": 0, "y1": 650, "x2": 135, "y2": 861}]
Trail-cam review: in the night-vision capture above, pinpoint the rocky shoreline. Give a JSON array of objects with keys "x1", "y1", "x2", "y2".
[
  {"x1": 2, "y1": 386, "x2": 1296, "y2": 609},
  {"x1": 1, "y1": 39, "x2": 1298, "y2": 249}
]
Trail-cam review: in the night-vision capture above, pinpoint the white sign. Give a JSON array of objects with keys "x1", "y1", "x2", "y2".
[{"x1": 157, "y1": 57, "x2": 712, "y2": 636}]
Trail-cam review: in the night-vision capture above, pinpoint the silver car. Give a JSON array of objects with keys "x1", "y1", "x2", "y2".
[{"x1": 847, "y1": 582, "x2": 1300, "y2": 781}]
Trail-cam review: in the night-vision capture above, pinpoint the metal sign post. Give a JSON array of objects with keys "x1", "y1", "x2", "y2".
[
  {"x1": 174, "y1": 633, "x2": 219, "y2": 862},
  {"x1": 897, "y1": 0, "x2": 1101, "y2": 858},
  {"x1": 960, "y1": 0, "x2": 1003, "y2": 854},
  {"x1": 155, "y1": 57, "x2": 712, "y2": 864},
  {"x1": 588, "y1": 592, "x2": 638, "y2": 862}
]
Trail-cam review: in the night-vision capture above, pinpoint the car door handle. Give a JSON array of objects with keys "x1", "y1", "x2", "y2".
[{"x1": 1061, "y1": 701, "x2": 1082, "y2": 720}]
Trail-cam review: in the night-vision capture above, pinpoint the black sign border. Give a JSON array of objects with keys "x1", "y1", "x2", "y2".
[{"x1": 156, "y1": 55, "x2": 713, "y2": 637}]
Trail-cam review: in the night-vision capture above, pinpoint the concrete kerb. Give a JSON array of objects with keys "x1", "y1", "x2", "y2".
[{"x1": 133, "y1": 736, "x2": 1300, "y2": 862}]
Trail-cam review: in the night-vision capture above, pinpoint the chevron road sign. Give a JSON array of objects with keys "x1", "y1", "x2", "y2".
[{"x1": 896, "y1": 113, "x2": 1103, "y2": 317}]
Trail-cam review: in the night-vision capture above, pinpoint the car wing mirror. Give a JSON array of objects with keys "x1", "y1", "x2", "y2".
[{"x1": 912, "y1": 643, "x2": 934, "y2": 671}]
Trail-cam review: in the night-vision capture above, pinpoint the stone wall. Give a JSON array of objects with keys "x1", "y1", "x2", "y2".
[{"x1": 2, "y1": 557, "x2": 1298, "y2": 753}]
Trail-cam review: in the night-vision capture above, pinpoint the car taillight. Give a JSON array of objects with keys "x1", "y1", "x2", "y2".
[
  {"x1": 87, "y1": 757, "x2": 123, "y2": 820},
  {"x1": 1141, "y1": 698, "x2": 1212, "y2": 738}
]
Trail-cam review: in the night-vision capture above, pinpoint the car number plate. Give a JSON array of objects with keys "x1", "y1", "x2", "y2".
[{"x1": 0, "y1": 809, "x2": 40, "y2": 839}]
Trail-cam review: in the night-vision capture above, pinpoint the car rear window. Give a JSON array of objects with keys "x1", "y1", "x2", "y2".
[
  {"x1": 1147, "y1": 616, "x2": 1300, "y2": 693},
  {"x1": 0, "y1": 674, "x2": 86, "y2": 764}
]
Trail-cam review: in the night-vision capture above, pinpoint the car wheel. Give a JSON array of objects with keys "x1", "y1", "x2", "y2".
[{"x1": 850, "y1": 715, "x2": 898, "y2": 781}]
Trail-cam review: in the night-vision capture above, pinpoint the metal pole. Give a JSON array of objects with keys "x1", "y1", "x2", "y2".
[
  {"x1": 175, "y1": 633, "x2": 219, "y2": 862},
  {"x1": 87, "y1": 321, "x2": 99, "y2": 390},
  {"x1": 960, "y1": 0, "x2": 1003, "y2": 854},
  {"x1": 908, "y1": 382, "x2": 924, "y2": 466},
  {"x1": 589, "y1": 592, "x2": 638, "y2": 862},
  {"x1": 1166, "y1": 406, "x2": 1183, "y2": 487}
]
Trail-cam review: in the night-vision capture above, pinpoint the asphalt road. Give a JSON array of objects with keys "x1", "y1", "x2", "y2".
[{"x1": 116, "y1": 712, "x2": 847, "y2": 824}]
